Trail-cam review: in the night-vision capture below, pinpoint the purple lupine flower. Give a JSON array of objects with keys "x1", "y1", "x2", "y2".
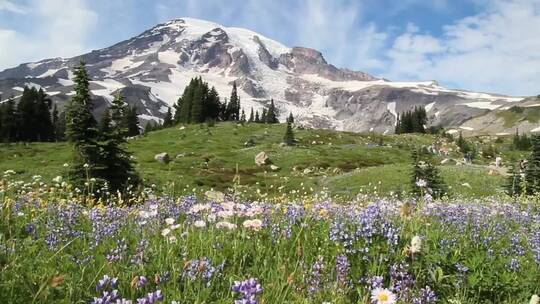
[
  {"x1": 232, "y1": 278, "x2": 263, "y2": 304},
  {"x1": 96, "y1": 275, "x2": 119, "y2": 291},
  {"x1": 335, "y1": 254, "x2": 351, "y2": 289},
  {"x1": 412, "y1": 286, "x2": 438, "y2": 304},
  {"x1": 307, "y1": 256, "x2": 326, "y2": 296},
  {"x1": 181, "y1": 257, "x2": 224, "y2": 286},
  {"x1": 136, "y1": 290, "x2": 163, "y2": 304}
]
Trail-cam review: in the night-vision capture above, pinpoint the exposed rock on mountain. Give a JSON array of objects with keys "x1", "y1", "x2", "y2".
[{"x1": 0, "y1": 17, "x2": 527, "y2": 133}]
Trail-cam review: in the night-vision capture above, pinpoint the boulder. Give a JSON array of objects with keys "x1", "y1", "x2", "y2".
[
  {"x1": 270, "y1": 165, "x2": 280, "y2": 171},
  {"x1": 255, "y1": 152, "x2": 270, "y2": 166},
  {"x1": 154, "y1": 153, "x2": 170, "y2": 164},
  {"x1": 303, "y1": 168, "x2": 313, "y2": 174}
]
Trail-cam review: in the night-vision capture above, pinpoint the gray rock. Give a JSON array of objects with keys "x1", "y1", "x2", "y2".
[
  {"x1": 255, "y1": 152, "x2": 269, "y2": 166},
  {"x1": 154, "y1": 152, "x2": 170, "y2": 164}
]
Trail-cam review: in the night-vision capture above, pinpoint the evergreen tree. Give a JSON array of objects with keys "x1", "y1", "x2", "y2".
[
  {"x1": 0, "y1": 98, "x2": 17, "y2": 142},
  {"x1": 162, "y1": 108, "x2": 173, "y2": 127},
  {"x1": 525, "y1": 135, "x2": 540, "y2": 194},
  {"x1": 124, "y1": 106, "x2": 140, "y2": 137},
  {"x1": 206, "y1": 86, "x2": 221, "y2": 121},
  {"x1": 65, "y1": 60, "x2": 103, "y2": 188},
  {"x1": 225, "y1": 82, "x2": 240, "y2": 120},
  {"x1": 51, "y1": 103, "x2": 59, "y2": 140},
  {"x1": 265, "y1": 99, "x2": 279, "y2": 123},
  {"x1": 283, "y1": 122, "x2": 295, "y2": 146},
  {"x1": 410, "y1": 148, "x2": 447, "y2": 199},
  {"x1": 395, "y1": 107, "x2": 427, "y2": 134},
  {"x1": 190, "y1": 80, "x2": 205, "y2": 123},
  {"x1": 55, "y1": 111, "x2": 67, "y2": 141},
  {"x1": 255, "y1": 110, "x2": 260, "y2": 123},
  {"x1": 99, "y1": 108, "x2": 112, "y2": 137},
  {"x1": 505, "y1": 162, "x2": 525, "y2": 197},
  {"x1": 178, "y1": 78, "x2": 195, "y2": 123},
  {"x1": 261, "y1": 108, "x2": 267, "y2": 123},
  {"x1": 17, "y1": 87, "x2": 38, "y2": 141},
  {"x1": 248, "y1": 108, "x2": 254, "y2": 123},
  {"x1": 144, "y1": 121, "x2": 156, "y2": 133},
  {"x1": 173, "y1": 96, "x2": 183, "y2": 123},
  {"x1": 98, "y1": 92, "x2": 140, "y2": 193},
  {"x1": 287, "y1": 112, "x2": 295, "y2": 124},
  {"x1": 240, "y1": 109, "x2": 246, "y2": 123}
]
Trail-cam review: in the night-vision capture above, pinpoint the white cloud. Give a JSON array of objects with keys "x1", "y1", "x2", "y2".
[
  {"x1": 0, "y1": 0, "x2": 97, "y2": 70},
  {"x1": 384, "y1": 0, "x2": 540, "y2": 96},
  {"x1": 0, "y1": 0, "x2": 26, "y2": 14}
]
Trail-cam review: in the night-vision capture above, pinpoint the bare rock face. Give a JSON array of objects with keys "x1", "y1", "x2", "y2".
[{"x1": 0, "y1": 17, "x2": 525, "y2": 134}]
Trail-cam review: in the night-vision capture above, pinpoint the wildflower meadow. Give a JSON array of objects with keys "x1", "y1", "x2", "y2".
[{"x1": 1, "y1": 174, "x2": 539, "y2": 304}]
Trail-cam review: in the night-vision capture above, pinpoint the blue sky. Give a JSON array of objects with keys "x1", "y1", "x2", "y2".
[{"x1": 0, "y1": 0, "x2": 539, "y2": 96}]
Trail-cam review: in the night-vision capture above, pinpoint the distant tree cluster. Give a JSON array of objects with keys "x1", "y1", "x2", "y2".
[
  {"x1": 0, "y1": 87, "x2": 65, "y2": 142},
  {"x1": 506, "y1": 135, "x2": 540, "y2": 196},
  {"x1": 395, "y1": 106, "x2": 427, "y2": 134},
  {"x1": 512, "y1": 129, "x2": 532, "y2": 151},
  {"x1": 173, "y1": 77, "x2": 224, "y2": 124},
  {"x1": 141, "y1": 78, "x2": 284, "y2": 134},
  {"x1": 247, "y1": 100, "x2": 280, "y2": 124}
]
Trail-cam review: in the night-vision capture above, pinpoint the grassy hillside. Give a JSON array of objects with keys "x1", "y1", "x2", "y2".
[{"x1": 0, "y1": 122, "x2": 515, "y2": 199}]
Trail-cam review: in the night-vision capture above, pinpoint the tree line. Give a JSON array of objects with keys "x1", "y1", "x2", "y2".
[
  {"x1": 0, "y1": 87, "x2": 65, "y2": 142},
  {"x1": 395, "y1": 106, "x2": 427, "y2": 134},
  {"x1": 145, "y1": 77, "x2": 283, "y2": 132}
]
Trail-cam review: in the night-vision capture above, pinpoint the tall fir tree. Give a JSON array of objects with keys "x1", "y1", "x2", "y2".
[
  {"x1": 287, "y1": 112, "x2": 294, "y2": 124},
  {"x1": 261, "y1": 108, "x2": 267, "y2": 123},
  {"x1": 124, "y1": 106, "x2": 140, "y2": 137},
  {"x1": 162, "y1": 108, "x2": 173, "y2": 127},
  {"x1": 98, "y1": 108, "x2": 112, "y2": 137},
  {"x1": 98, "y1": 92, "x2": 140, "y2": 193},
  {"x1": 190, "y1": 80, "x2": 205, "y2": 123},
  {"x1": 0, "y1": 98, "x2": 17, "y2": 142},
  {"x1": 65, "y1": 60, "x2": 103, "y2": 188},
  {"x1": 265, "y1": 99, "x2": 279, "y2": 123},
  {"x1": 248, "y1": 108, "x2": 254, "y2": 122},
  {"x1": 525, "y1": 135, "x2": 540, "y2": 194},
  {"x1": 255, "y1": 110, "x2": 260, "y2": 123},
  {"x1": 283, "y1": 122, "x2": 295, "y2": 146},
  {"x1": 505, "y1": 162, "x2": 525, "y2": 197},
  {"x1": 226, "y1": 82, "x2": 240, "y2": 120},
  {"x1": 240, "y1": 109, "x2": 246, "y2": 122}
]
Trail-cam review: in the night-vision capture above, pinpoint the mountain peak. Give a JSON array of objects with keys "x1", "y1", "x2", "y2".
[{"x1": 0, "y1": 17, "x2": 527, "y2": 134}]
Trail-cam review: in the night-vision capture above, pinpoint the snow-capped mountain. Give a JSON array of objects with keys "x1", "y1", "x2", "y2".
[{"x1": 0, "y1": 17, "x2": 527, "y2": 133}]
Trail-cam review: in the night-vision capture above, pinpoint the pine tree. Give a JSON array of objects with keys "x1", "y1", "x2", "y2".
[
  {"x1": 99, "y1": 108, "x2": 112, "y2": 136},
  {"x1": 124, "y1": 106, "x2": 140, "y2": 137},
  {"x1": 525, "y1": 135, "x2": 540, "y2": 194},
  {"x1": 206, "y1": 86, "x2": 221, "y2": 121},
  {"x1": 410, "y1": 148, "x2": 447, "y2": 199},
  {"x1": 240, "y1": 109, "x2": 246, "y2": 122},
  {"x1": 51, "y1": 103, "x2": 59, "y2": 140},
  {"x1": 98, "y1": 92, "x2": 140, "y2": 193},
  {"x1": 226, "y1": 82, "x2": 240, "y2": 121},
  {"x1": 178, "y1": 79, "x2": 195, "y2": 123},
  {"x1": 65, "y1": 60, "x2": 103, "y2": 188},
  {"x1": 261, "y1": 108, "x2": 267, "y2": 123},
  {"x1": 266, "y1": 99, "x2": 279, "y2": 123},
  {"x1": 163, "y1": 108, "x2": 173, "y2": 127},
  {"x1": 248, "y1": 108, "x2": 254, "y2": 123},
  {"x1": 35, "y1": 88, "x2": 54, "y2": 141},
  {"x1": 255, "y1": 110, "x2": 260, "y2": 123},
  {"x1": 0, "y1": 98, "x2": 17, "y2": 142},
  {"x1": 55, "y1": 111, "x2": 67, "y2": 141},
  {"x1": 505, "y1": 162, "x2": 525, "y2": 197},
  {"x1": 190, "y1": 80, "x2": 205, "y2": 123},
  {"x1": 283, "y1": 122, "x2": 295, "y2": 146},
  {"x1": 287, "y1": 112, "x2": 294, "y2": 124}
]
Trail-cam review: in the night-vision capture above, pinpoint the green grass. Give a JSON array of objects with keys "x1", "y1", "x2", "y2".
[
  {"x1": 0, "y1": 122, "x2": 514, "y2": 199},
  {"x1": 495, "y1": 106, "x2": 540, "y2": 128}
]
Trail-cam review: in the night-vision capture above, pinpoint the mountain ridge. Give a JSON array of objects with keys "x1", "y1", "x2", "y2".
[{"x1": 0, "y1": 17, "x2": 531, "y2": 134}]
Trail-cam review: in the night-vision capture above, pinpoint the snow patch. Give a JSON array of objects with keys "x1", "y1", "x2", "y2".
[
  {"x1": 461, "y1": 101, "x2": 500, "y2": 110},
  {"x1": 459, "y1": 126, "x2": 474, "y2": 131},
  {"x1": 425, "y1": 102, "x2": 436, "y2": 112}
]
